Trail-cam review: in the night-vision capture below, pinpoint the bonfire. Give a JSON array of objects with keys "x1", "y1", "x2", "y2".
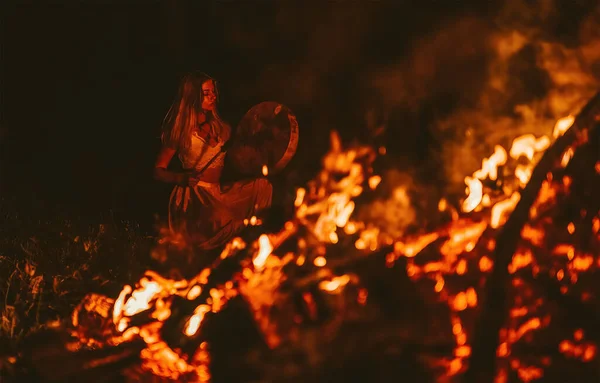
[{"x1": 3, "y1": 84, "x2": 598, "y2": 383}]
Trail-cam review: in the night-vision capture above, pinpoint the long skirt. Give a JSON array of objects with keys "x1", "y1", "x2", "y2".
[{"x1": 168, "y1": 178, "x2": 272, "y2": 251}]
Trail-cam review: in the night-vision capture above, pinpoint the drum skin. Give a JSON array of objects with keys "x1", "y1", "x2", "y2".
[{"x1": 227, "y1": 102, "x2": 299, "y2": 176}]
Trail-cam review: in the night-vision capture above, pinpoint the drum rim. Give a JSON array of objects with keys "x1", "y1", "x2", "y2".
[{"x1": 272, "y1": 105, "x2": 299, "y2": 172}]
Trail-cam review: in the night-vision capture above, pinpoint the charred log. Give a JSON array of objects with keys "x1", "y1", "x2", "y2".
[
  {"x1": 465, "y1": 92, "x2": 600, "y2": 383},
  {"x1": 6, "y1": 326, "x2": 145, "y2": 383}
]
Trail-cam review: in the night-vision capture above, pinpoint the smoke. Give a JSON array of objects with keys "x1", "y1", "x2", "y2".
[
  {"x1": 219, "y1": 1, "x2": 600, "y2": 236},
  {"x1": 357, "y1": 0, "x2": 600, "y2": 236},
  {"x1": 369, "y1": 16, "x2": 494, "y2": 112},
  {"x1": 364, "y1": 0, "x2": 600, "y2": 194},
  {"x1": 356, "y1": 169, "x2": 417, "y2": 239}
]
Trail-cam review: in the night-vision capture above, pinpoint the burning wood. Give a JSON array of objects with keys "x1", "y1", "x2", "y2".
[
  {"x1": 466, "y1": 92, "x2": 600, "y2": 383},
  {"x1": 7, "y1": 93, "x2": 600, "y2": 382}
]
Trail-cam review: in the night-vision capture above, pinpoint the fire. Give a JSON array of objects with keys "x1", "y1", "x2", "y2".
[
  {"x1": 462, "y1": 176, "x2": 483, "y2": 213},
  {"x1": 441, "y1": 220, "x2": 487, "y2": 259},
  {"x1": 509, "y1": 317, "x2": 541, "y2": 343},
  {"x1": 509, "y1": 134, "x2": 550, "y2": 161},
  {"x1": 479, "y1": 256, "x2": 494, "y2": 272},
  {"x1": 508, "y1": 249, "x2": 534, "y2": 274},
  {"x1": 184, "y1": 305, "x2": 210, "y2": 336},
  {"x1": 474, "y1": 145, "x2": 507, "y2": 181},
  {"x1": 393, "y1": 232, "x2": 439, "y2": 258},
  {"x1": 368, "y1": 175, "x2": 382, "y2": 189},
  {"x1": 295, "y1": 130, "x2": 377, "y2": 248},
  {"x1": 66, "y1": 98, "x2": 599, "y2": 382},
  {"x1": 453, "y1": 292, "x2": 468, "y2": 311},
  {"x1": 294, "y1": 187, "x2": 306, "y2": 207},
  {"x1": 355, "y1": 226, "x2": 379, "y2": 250},
  {"x1": 382, "y1": 102, "x2": 598, "y2": 380},
  {"x1": 113, "y1": 285, "x2": 132, "y2": 324},
  {"x1": 313, "y1": 256, "x2": 327, "y2": 267},
  {"x1": 434, "y1": 275, "x2": 445, "y2": 292},
  {"x1": 319, "y1": 274, "x2": 351, "y2": 293},
  {"x1": 438, "y1": 198, "x2": 448, "y2": 211},
  {"x1": 553, "y1": 115, "x2": 575, "y2": 138},
  {"x1": 122, "y1": 279, "x2": 162, "y2": 317},
  {"x1": 253, "y1": 234, "x2": 273, "y2": 269}
]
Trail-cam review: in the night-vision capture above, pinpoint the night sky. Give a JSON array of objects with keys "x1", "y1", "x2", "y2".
[{"x1": 2, "y1": 0, "x2": 597, "y2": 228}]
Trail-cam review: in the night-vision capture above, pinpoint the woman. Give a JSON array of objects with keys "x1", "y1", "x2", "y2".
[{"x1": 154, "y1": 72, "x2": 272, "y2": 251}]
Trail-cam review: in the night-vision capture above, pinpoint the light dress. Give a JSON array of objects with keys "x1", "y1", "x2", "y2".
[{"x1": 168, "y1": 118, "x2": 272, "y2": 250}]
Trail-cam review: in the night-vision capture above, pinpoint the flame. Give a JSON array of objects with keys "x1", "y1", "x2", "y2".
[
  {"x1": 184, "y1": 305, "x2": 211, "y2": 337},
  {"x1": 313, "y1": 256, "x2": 327, "y2": 267},
  {"x1": 462, "y1": 177, "x2": 483, "y2": 213},
  {"x1": 509, "y1": 134, "x2": 551, "y2": 161},
  {"x1": 113, "y1": 285, "x2": 132, "y2": 324},
  {"x1": 508, "y1": 249, "x2": 534, "y2": 274},
  {"x1": 319, "y1": 274, "x2": 351, "y2": 293},
  {"x1": 253, "y1": 234, "x2": 273, "y2": 269},
  {"x1": 295, "y1": 130, "x2": 377, "y2": 249},
  {"x1": 294, "y1": 188, "x2": 306, "y2": 207},
  {"x1": 473, "y1": 145, "x2": 507, "y2": 181},
  {"x1": 479, "y1": 256, "x2": 494, "y2": 272},
  {"x1": 68, "y1": 105, "x2": 599, "y2": 382},
  {"x1": 355, "y1": 227, "x2": 379, "y2": 250},
  {"x1": 394, "y1": 232, "x2": 440, "y2": 259},
  {"x1": 490, "y1": 192, "x2": 520, "y2": 228},
  {"x1": 123, "y1": 279, "x2": 162, "y2": 317},
  {"x1": 553, "y1": 115, "x2": 575, "y2": 138},
  {"x1": 438, "y1": 198, "x2": 448, "y2": 212},
  {"x1": 377, "y1": 103, "x2": 597, "y2": 379},
  {"x1": 368, "y1": 175, "x2": 382, "y2": 189},
  {"x1": 561, "y1": 147, "x2": 575, "y2": 167}
]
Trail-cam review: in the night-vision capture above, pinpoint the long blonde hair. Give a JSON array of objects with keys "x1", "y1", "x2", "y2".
[{"x1": 160, "y1": 72, "x2": 221, "y2": 151}]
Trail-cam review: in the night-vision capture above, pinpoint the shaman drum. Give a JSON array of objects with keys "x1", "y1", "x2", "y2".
[{"x1": 226, "y1": 101, "x2": 299, "y2": 176}]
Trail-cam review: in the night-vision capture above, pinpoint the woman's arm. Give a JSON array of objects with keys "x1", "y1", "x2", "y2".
[{"x1": 154, "y1": 147, "x2": 187, "y2": 185}]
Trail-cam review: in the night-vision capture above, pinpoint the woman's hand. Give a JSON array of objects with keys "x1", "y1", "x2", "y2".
[
  {"x1": 186, "y1": 172, "x2": 202, "y2": 187},
  {"x1": 177, "y1": 171, "x2": 201, "y2": 187}
]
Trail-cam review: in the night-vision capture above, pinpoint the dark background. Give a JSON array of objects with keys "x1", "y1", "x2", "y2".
[{"x1": 2, "y1": 0, "x2": 596, "y2": 230}]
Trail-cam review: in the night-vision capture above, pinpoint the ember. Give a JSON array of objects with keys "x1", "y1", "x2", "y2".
[{"x1": 10, "y1": 94, "x2": 600, "y2": 382}]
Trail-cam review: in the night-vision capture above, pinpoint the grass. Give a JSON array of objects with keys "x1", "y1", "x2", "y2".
[{"x1": 0, "y1": 198, "x2": 156, "y2": 353}]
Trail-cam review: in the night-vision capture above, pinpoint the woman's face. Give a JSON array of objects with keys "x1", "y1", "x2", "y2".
[{"x1": 201, "y1": 80, "x2": 217, "y2": 111}]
